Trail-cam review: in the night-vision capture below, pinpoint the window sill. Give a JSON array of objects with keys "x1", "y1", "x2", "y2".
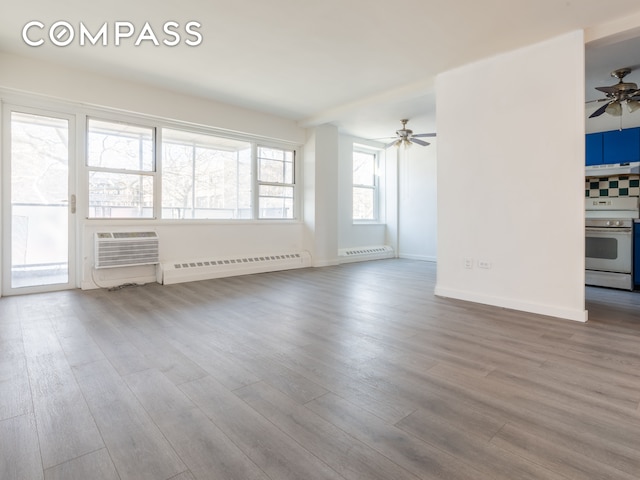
[
  {"x1": 352, "y1": 220, "x2": 384, "y2": 226},
  {"x1": 83, "y1": 218, "x2": 302, "y2": 227}
]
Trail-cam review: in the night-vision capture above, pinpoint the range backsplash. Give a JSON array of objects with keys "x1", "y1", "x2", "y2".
[{"x1": 585, "y1": 175, "x2": 640, "y2": 198}]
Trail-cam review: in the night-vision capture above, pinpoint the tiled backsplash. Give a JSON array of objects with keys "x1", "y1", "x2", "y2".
[{"x1": 585, "y1": 175, "x2": 640, "y2": 198}]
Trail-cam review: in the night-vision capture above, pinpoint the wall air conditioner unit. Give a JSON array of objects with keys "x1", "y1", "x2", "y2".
[{"x1": 94, "y1": 232, "x2": 159, "y2": 269}]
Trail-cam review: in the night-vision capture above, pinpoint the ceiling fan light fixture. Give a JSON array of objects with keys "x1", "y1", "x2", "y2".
[
  {"x1": 627, "y1": 99, "x2": 640, "y2": 113},
  {"x1": 605, "y1": 101, "x2": 623, "y2": 117}
]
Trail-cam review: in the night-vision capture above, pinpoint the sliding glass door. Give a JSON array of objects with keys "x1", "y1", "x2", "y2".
[{"x1": 2, "y1": 107, "x2": 76, "y2": 294}]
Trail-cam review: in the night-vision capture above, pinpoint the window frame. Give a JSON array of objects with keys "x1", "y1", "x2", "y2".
[
  {"x1": 86, "y1": 117, "x2": 158, "y2": 220},
  {"x1": 79, "y1": 113, "x2": 301, "y2": 223},
  {"x1": 160, "y1": 127, "x2": 253, "y2": 221},
  {"x1": 352, "y1": 146, "x2": 380, "y2": 223},
  {"x1": 256, "y1": 145, "x2": 296, "y2": 220}
]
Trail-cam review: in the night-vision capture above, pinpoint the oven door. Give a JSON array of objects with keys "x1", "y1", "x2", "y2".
[{"x1": 585, "y1": 227, "x2": 633, "y2": 273}]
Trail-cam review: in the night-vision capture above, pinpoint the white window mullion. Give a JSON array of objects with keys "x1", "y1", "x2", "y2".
[
  {"x1": 154, "y1": 127, "x2": 162, "y2": 220},
  {"x1": 251, "y1": 142, "x2": 258, "y2": 220},
  {"x1": 76, "y1": 113, "x2": 88, "y2": 221},
  {"x1": 191, "y1": 142, "x2": 197, "y2": 219}
]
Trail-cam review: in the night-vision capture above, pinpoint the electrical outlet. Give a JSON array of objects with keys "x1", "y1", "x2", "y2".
[
  {"x1": 464, "y1": 258, "x2": 474, "y2": 269},
  {"x1": 478, "y1": 260, "x2": 491, "y2": 269}
]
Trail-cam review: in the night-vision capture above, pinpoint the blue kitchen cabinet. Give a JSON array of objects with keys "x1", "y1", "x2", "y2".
[
  {"x1": 635, "y1": 223, "x2": 640, "y2": 288},
  {"x1": 602, "y1": 127, "x2": 640, "y2": 164},
  {"x1": 585, "y1": 132, "x2": 603, "y2": 166}
]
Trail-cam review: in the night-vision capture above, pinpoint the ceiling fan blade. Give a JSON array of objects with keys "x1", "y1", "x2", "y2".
[
  {"x1": 411, "y1": 133, "x2": 437, "y2": 138},
  {"x1": 585, "y1": 98, "x2": 610, "y2": 104},
  {"x1": 595, "y1": 86, "x2": 619, "y2": 94},
  {"x1": 385, "y1": 139, "x2": 400, "y2": 149},
  {"x1": 589, "y1": 101, "x2": 611, "y2": 118},
  {"x1": 410, "y1": 138, "x2": 430, "y2": 147}
]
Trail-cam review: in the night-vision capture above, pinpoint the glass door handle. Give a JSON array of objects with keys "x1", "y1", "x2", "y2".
[{"x1": 70, "y1": 194, "x2": 76, "y2": 214}]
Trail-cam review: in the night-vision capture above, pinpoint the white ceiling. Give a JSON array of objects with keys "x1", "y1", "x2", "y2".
[
  {"x1": 2, "y1": 1, "x2": 640, "y2": 139},
  {"x1": 586, "y1": 34, "x2": 640, "y2": 102}
]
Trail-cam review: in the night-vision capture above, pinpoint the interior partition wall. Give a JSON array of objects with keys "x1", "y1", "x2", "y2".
[{"x1": 435, "y1": 30, "x2": 587, "y2": 322}]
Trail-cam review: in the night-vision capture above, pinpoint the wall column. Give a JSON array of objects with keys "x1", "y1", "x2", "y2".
[{"x1": 303, "y1": 124, "x2": 339, "y2": 266}]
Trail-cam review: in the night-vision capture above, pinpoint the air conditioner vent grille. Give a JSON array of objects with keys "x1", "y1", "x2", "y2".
[{"x1": 95, "y1": 232, "x2": 159, "y2": 269}]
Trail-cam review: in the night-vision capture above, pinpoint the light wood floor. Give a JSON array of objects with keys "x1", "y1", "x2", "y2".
[{"x1": 1, "y1": 259, "x2": 640, "y2": 480}]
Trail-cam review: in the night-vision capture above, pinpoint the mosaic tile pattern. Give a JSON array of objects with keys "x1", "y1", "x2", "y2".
[{"x1": 585, "y1": 175, "x2": 640, "y2": 198}]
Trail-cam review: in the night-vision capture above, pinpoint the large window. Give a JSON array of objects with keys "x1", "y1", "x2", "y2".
[
  {"x1": 162, "y1": 129, "x2": 252, "y2": 219},
  {"x1": 257, "y1": 146, "x2": 295, "y2": 219},
  {"x1": 87, "y1": 119, "x2": 155, "y2": 218},
  {"x1": 86, "y1": 118, "x2": 298, "y2": 221},
  {"x1": 352, "y1": 148, "x2": 378, "y2": 221}
]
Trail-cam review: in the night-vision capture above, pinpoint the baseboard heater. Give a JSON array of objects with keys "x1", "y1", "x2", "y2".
[
  {"x1": 338, "y1": 245, "x2": 394, "y2": 264},
  {"x1": 95, "y1": 232, "x2": 159, "y2": 269},
  {"x1": 160, "y1": 251, "x2": 312, "y2": 285}
]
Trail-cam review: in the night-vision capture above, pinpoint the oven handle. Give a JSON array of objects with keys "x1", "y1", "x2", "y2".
[{"x1": 585, "y1": 227, "x2": 632, "y2": 234}]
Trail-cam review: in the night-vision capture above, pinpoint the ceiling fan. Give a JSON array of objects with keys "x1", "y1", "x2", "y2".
[
  {"x1": 381, "y1": 119, "x2": 436, "y2": 148},
  {"x1": 588, "y1": 68, "x2": 640, "y2": 118}
]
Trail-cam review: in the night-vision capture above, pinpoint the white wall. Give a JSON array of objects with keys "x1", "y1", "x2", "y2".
[
  {"x1": 82, "y1": 222, "x2": 304, "y2": 289},
  {"x1": 0, "y1": 51, "x2": 394, "y2": 291},
  {"x1": 384, "y1": 147, "x2": 399, "y2": 254},
  {"x1": 335, "y1": 133, "x2": 435, "y2": 260},
  {"x1": 398, "y1": 142, "x2": 437, "y2": 261},
  {"x1": 0, "y1": 52, "x2": 311, "y2": 291},
  {"x1": 304, "y1": 124, "x2": 340, "y2": 266},
  {"x1": 435, "y1": 31, "x2": 587, "y2": 322},
  {"x1": 0, "y1": 52, "x2": 305, "y2": 144}
]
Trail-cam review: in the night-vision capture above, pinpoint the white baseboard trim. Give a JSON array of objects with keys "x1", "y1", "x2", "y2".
[
  {"x1": 313, "y1": 259, "x2": 340, "y2": 268},
  {"x1": 399, "y1": 254, "x2": 437, "y2": 262},
  {"x1": 434, "y1": 285, "x2": 588, "y2": 323}
]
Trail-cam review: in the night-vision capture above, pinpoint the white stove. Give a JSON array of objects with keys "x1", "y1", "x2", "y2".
[{"x1": 585, "y1": 196, "x2": 639, "y2": 290}]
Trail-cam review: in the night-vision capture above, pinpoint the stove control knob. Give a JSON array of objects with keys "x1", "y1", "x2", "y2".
[
  {"x1": 616, "y1": 220, "x2": 623, "y2": 226},
  {"x1": 606, "y1": 220, "x2": 612, "y2": 226}
]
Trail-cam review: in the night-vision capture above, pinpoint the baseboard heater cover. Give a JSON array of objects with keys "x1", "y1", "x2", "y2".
[
  {"x1": 338, "y1": 245, "x2": 394, "y2": 264},
  {"x1": 160, "y1": 251, "x2": 312, "y2": 285}
]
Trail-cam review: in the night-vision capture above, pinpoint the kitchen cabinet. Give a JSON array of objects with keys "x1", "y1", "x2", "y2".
[
  {"x1": 602, "y1": 127, "x2": 640, "y2": 164},
  {"x1": 585, "y1": 132, "x2": 603, "y2": 166},
  {"x1": 635, "y1": 223, "x2": 640, "y2": 288}
]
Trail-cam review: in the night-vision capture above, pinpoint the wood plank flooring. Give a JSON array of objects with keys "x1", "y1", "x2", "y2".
[{"x1": 1, "y1": 259, "x2": 640, "y2": 480}]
